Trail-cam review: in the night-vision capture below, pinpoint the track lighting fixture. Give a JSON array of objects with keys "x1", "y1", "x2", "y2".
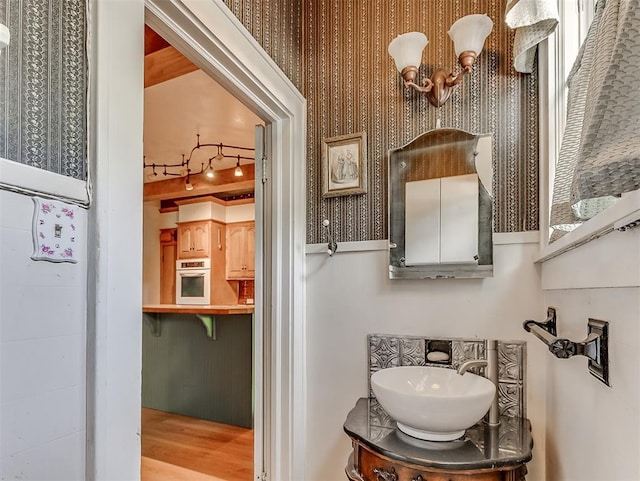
[
  {"x1": 214, "y1": 144, "x2": 225, "y2": 163},
  {"x1": 185, "y1": 175, "x2": 194, "y2": 191},
  {"x1": 143, "y1": 134, "x2": 255, "y2": 185}
]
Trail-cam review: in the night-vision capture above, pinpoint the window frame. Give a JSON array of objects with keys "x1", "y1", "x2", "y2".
[{"x1": 534, "y1": 0, "x2": 640, "y2": 262}]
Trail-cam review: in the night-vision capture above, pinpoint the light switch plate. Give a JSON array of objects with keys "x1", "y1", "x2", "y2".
[{"x1": 31, "y1": 197, "x2": 79, "y2": 263}]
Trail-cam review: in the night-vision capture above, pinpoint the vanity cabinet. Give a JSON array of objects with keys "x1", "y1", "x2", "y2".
[
  {"x1": 159, "y1": 228, "x2": 177, "y2": 304},
  {"x1": 349, "y1": 444, "x2": 526, "y2": 481},
  {"x1": 344, "y1": 399, "x2": 531, "y2": 481},
  {"x1": 226, "y1": 221, "x2": 255, "y2": 279},
  {"x1": 177, "y1": 220, "x2": 211, "y2": 259}
]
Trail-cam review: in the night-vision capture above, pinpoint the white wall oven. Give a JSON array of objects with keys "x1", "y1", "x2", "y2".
[{"x1": 176, "y1": 258, "x2": 211, "y2": 305}]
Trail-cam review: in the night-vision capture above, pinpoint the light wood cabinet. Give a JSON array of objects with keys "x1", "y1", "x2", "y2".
[
  {"x1": 159, "y1": 228, "x2": 177, "y2": 304},
  {"x1": 226, "y1": 221, "x2": 255, "y2": 279},
  {"x1": 177, "y1": 220, "x2": 211, "y2": 259}
]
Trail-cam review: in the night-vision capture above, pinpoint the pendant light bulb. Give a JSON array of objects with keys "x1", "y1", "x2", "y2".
[
  {"x1": 185, "y1": 176, "x2": 194, "y2": 191},
  {"x1": 214, "y1": 144, "x2": 224, "y2": 162},
  {"x1": 205, "y1": 163, "x2": 215, "y2": 178},
  {"x1": 234, "y1": 156, "x2": 243, "y2": 177}
]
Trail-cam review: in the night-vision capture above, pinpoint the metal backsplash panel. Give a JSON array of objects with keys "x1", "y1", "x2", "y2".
[
  {"x1": 0, "y1": 0, "x2": 87, "y2": 179},
  {"x1": 368, "y1": 334, "x2": 527, "y2": 419}
]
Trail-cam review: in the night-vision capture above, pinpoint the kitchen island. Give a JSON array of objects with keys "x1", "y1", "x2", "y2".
[
  {"x1": 143, "y1": 303, "x2": 255, "y2": 315},
  {"x1": 141, "y1": 304, "x2": 254, "y2": 428},
  {"x1": 143, "y1": 304, "x2": 254, "y2": 339}
]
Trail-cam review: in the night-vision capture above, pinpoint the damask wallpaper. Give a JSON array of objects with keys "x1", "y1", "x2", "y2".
[
  {"x1": 222, "y1": 0, "x2": 303, "y2": 92},
  {"x1": 304, "y1": 0, "x2": 539, "y2": 242},
  {"x1": 1, "y1": 0, "x2": 537, "y2": 237},
  {"x1": 225, "y1": 0, "x2": 541, "y2": 241},
  {"x1": 0, "y1": 0, "x2": 87, "y2": 180}
]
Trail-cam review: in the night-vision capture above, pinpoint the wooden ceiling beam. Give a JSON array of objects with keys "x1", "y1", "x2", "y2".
[
  {"x1": 144, "y1": 46, "x2": 199, "y2": 88},
  {"x1": 143, "y1": 164, "x2": 255, "y2": 201},
  {"x1": 144, "y1": 25, "x2": 170, "y2": 56}
]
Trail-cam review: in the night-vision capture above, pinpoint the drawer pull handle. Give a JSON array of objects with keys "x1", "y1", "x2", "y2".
[{"x1": 373, "y1": 467, "x2": 397, "y2": 481}]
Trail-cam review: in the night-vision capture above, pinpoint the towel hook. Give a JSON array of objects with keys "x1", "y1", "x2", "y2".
[{"x1": 322, "y1": 219, "x2": 338, "y2": 257}]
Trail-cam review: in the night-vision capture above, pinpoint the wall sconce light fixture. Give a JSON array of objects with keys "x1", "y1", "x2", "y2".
[{"x1": 388, "y1": 14, "x2": 493, "y2": 108}]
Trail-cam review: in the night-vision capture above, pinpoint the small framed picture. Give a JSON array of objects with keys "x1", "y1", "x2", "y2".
[{"x1": 321, "y1": 132, "x2": 367, "y2": 198}]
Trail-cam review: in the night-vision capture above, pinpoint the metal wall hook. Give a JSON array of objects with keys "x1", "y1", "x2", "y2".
[
  {"x1": 322, "y1": 219, "x2": 338, "y2": 256},
  {"x1": 523, "y1": 307, "x2": 610, "y2": 386}
]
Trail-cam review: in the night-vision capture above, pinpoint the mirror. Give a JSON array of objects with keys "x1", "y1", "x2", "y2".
[{"x1": 389, "y1": 128, "x2": 493, "y2": 279}]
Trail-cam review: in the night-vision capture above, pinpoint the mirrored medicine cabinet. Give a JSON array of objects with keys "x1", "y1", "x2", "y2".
[{"x1": 389, "y1": 128, "x2": 494, "y2": 279}]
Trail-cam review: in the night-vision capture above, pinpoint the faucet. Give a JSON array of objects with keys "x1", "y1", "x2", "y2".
[{"x1": 456, "y1": 340, "x2": 500, "y2": 426}]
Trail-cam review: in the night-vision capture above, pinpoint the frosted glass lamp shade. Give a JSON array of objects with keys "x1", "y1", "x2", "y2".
[
  {"x1": 388, "y1": 32, "x2": 428, "y2": 73},
  {"x1": 0, "y1": 24, "x2": 10, "y2": 52},
  {"x1": 448, "y1": 14, "x2": 493, "y2": 57}
]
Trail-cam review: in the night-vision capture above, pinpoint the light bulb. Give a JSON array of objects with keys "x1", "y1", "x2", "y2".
[
  {"x1": 185, "y1": 177, "x2": 194, "y2": 191},
  {"x1": 205, "y1": 165, "x2": 215, "y2": 178},
  {"x1": 234, "y1": 157, "x2": 243, "y2": 177}
]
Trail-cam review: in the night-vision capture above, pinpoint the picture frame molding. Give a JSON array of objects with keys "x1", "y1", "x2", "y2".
[{"x1": 321, "y1": 131, "x2": 368, "y2": 198}]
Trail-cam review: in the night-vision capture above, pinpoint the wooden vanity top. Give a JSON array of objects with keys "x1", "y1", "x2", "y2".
[{"x1": 143, "y1": 304, "x2": 254, "y2": 315}]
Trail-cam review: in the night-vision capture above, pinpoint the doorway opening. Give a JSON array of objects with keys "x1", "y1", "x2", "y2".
[
  {"x1": 87, "y1": 2, "x2": 305, "y2": 479},
  {"x1": 140, "y1": 24, "x2": 262, "y2": 481}
]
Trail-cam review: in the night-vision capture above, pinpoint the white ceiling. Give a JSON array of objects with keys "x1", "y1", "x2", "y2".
[{"x1": 143, "y1": 69, "x2": 263, "y2": 182}]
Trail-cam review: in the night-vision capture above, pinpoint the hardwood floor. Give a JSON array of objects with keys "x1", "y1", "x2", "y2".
[
  {"x1": 141, "y1": 457, "x2": 226, "y2": 481},
  {"x1": 141, "y1": 408, "x2": 254, "y2": 481}
]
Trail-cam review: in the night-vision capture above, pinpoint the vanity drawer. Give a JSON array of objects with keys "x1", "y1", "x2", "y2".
[{"x1": 355, "y1": 444, "x2": 526, "y2": 481}]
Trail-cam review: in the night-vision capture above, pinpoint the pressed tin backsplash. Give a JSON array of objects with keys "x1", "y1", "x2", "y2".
[{"x1": 368, "y1": 334, "x2": 527, "y2": 419}]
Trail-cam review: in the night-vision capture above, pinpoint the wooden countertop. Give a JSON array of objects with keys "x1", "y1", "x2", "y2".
[{"x1": 143, "y1": 304, "x2": 255, "y2": 315}]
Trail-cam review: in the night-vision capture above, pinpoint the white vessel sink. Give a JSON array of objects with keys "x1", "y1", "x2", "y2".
[{"x1": 371, "y1": 366, "x2": 496, "y2": 441}]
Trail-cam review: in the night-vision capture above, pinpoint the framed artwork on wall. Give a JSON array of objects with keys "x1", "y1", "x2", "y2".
[{"x1": 321, "y1": 132, "x2": 367, "y2": 198}]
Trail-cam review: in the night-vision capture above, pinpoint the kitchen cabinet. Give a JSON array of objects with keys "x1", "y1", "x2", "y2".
[
  {"x1": 177, "y1": 220, "x2": 211, "y2": 259},
  {"x1": 159, "y1": 228, "x2": 177, "y2": 304},
  {"x1": 226, "y1": 221, "x2": 255, "y2": 279}
]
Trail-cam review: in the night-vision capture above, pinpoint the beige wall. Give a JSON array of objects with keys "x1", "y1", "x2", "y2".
[{"x1": 541, "y1": 229, "x2": 640, "y2": 481}]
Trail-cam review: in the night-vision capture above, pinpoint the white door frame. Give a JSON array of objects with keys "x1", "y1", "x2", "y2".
[{"x1": 87, "y1": 1, "x2": 306, "y2": 480}]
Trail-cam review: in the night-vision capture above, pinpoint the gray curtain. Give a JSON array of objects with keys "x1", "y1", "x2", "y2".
[{"x1": 550, "y1": 0, "x2": 640, "y2": 240}]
